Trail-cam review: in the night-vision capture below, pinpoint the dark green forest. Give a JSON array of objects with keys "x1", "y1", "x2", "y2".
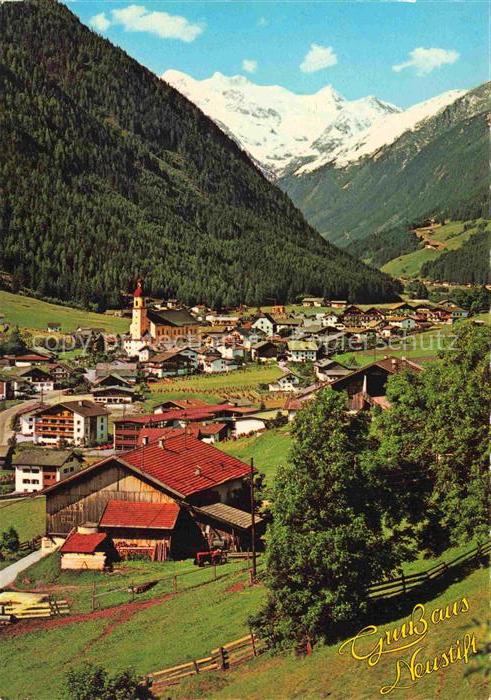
[
  {"x1": 421, "y1": 228, "x2": 491, "y2": 284},
  {"x1": 0, "y1": 0, "x2": 401, "y2": 311},
  {"x1": 347, "y1": 227, "x2": 422, "y2": 267}
]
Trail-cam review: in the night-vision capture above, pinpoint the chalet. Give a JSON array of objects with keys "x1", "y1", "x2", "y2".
[
  {"x1": 217, "y1": 344, "x2": 245, "y2": 362},
  {"x1": 321, "y1": 313, "x2": 341, "y2": 328},
  {"x1": 238, "y1": 328, "x2": 264, "y2": 350},
  {"x1": 330, "y1": 300, "x2": 348, "y2": 309},
  {"x1": 251, "y1": 313, "x2": 277, "y2": 337},
  {"x1": 287, "y1": 340, "x2": 318, "y2": 363},
  {"x1": 251, "y1": 340, "x2": 278, "y2": 362},
  {"x1": 268, "y1": 370, "x2": 300, "y2": 393},
  {"x1": 13, "y1": 367, "x2": 55, "y2": 396},
  {"x1": 314, "y1": 359, "x2": 351, "y2": 383},
  {"x1": 43, "y1": 434, "x2": 260, "y2": 557},
  {"x1": 13, "y1": 448, "x2": 83, "y2": 493},
  {"x1": 330, "y1": 357, "x2": 423, "y2": 411},
  {"x1": 144, "y1": 348, "x2": 199, "y2": 378},
  {"x1": 3, "y1": 352, "x2": 52, "y2": 367},
  {"x1": 154, "y1": 398, "x2": 209, "y2": 414},
  {"x1": 302, "y1": 297, "x2": 325, "y2": 308},
  {"x1": 388, "y1": 316, "x2": 417, "y2": 332},
  {"x1": 92, "y1": 385, "x2": 137, "y2": 405},
  {"x1": 48, "y1": 363, "x2": 73, "y2": 383},
  {"x1": 450, "y1": 306, "x2": 469, "y2": 322},
  {"x1": 47, "y1": 322, "x2": 62, "y2": 333},
  {"x1": 21, "y1": 400, "x2": 108, "y2": 446},
  {"x1": 92, "y1": 373, "x2": 132, "y2": 389},
  {"x1": 201, "y1": 353, "x2": 237, "y2": 374},
  {"x1": 95, "y1": 362, "x2": 138, "y2": 383}
]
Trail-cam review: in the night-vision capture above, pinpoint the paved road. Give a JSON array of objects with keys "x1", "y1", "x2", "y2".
[{"x1": 0, "y1": 548, "x2": 49, "y2": 589}]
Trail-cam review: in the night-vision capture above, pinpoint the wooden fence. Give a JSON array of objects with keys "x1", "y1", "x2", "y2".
[
  {"x1": 91, "y1": 555, "x2": 261, "y2": 611},
  {"x1": 18, "y1": 536, "x2": 42, "y2": 553},
  {"x1": 368, "y1": 540, "x2": 490, "y2": 600},
  {"x1": 148, "y1": 633, "x2": 267, "y2": 690}
]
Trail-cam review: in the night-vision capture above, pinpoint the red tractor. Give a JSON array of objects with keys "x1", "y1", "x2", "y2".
[{"x1": 194, "y1": 548, "x2": 226, "y2": 567}]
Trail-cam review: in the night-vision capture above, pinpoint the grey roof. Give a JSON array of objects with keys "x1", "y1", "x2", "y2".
[
  {"x1": 13, "y1": 448, "x2": 76, "y2": 467},
  {"x1": 147, "y1": 308, "x2": 200, "y2": 327},
  {"x1": 196, "y1": 502, "x2": 263, "y2": 530}
]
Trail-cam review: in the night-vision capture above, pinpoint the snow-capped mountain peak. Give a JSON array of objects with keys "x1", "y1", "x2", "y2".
[
  {"x1": 162, "y1": 70, "x2": 466, "y2": 179},
  {"x1": 162, "y1": 70, "x2": 398, "y2": 178}
]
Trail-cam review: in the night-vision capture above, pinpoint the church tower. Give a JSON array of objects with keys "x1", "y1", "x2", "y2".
[{"x1": 130, "y1": 279, "x2": 149, "y2": 340}]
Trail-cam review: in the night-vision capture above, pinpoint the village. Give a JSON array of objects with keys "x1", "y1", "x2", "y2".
[{"x1": 0, "y1": 279, "x2": 476, "y2": 574}]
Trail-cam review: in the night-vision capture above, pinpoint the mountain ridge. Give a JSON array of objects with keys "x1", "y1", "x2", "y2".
[
  {"x1": 162, "y1": 69, "x2": 400, "y2": 179},
  {"x1": 279, "y1": 83, "x2": 489, "y2": 246},
  {"x1": 0, "y1": 0, "x2": 401, "y2": 309}
]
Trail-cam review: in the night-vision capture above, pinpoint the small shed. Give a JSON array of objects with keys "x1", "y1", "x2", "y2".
[
  {"x1": 99, "y1": 500, "x2": 182, "y2": 561},
  {"x1": 60, "y1": 526, "x2": 108, "y2": 570}
]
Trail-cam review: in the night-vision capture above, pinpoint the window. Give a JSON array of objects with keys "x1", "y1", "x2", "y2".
[{"x1": 22, "y1": 479, "x2": 30, "y2": 484}]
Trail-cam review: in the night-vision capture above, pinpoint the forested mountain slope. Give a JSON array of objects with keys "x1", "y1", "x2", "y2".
[
  {"x1": 280, "y1": 84, "x2": 489, "y2": 248},
  {"x1": 0, "y1": 0, "x2": 400, "y2": 309}
]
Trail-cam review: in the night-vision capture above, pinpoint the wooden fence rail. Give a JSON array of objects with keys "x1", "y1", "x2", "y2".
[
  {"x1": 18, "y1": 536, "x2": 42, "y2": 553},
  {"x1": 148, "y1": 633, "x2": 267, "y2": 690},
  {"x1": 368, "y1": 540, "x2": 490, "y2": 600},
  {"x1": 92, "y1": 556, "x2": 262, "y2": 611}
]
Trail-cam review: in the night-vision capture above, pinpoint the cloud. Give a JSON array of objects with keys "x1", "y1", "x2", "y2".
[
  {"x1": 257, "y1": 17, "x2": 269, "y2": 27},
  {"x1": 93, "y1": 5, "x2": 204, "y2": 42},
  {"x1": 242, "y1": 59, "x2": 258, "y2": 74},
  {"x1": 393, "y1": 47, "x2": 459, "y2": 76},
  {"x1": 300, "y1": 44, "x2": 338, "y2": 73},
  {"x1": 90, "y1": 12, "x2": 111, "y2": 32}
]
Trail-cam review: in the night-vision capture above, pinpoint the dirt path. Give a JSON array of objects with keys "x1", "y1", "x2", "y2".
[{"x1": 1, "y1": 591, "x2": 173, "y2": 638}]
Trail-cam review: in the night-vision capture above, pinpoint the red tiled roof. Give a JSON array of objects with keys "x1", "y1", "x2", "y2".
[
  {"x1": 100, "y1": 500, "x2": 180, "y2": 529},
  {"x1": 121, "y1": 434, "x2": 250, "y2": 497},
  {"x1": 60, "y1": 532, "x2": 107, "y2": 554}
]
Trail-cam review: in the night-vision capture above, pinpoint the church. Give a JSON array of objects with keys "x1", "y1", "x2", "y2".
[{"x1": 124, "y1": 280, "x2": 202, "y2": 355}]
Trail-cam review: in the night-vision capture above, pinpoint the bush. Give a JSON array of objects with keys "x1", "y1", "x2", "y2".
[{"x1": 63, "y1": 663, "x2": 153, "y2": 700}]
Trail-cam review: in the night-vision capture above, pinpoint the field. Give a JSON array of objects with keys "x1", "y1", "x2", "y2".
[
  {"x1": 146, "y1": 365, "x2": 285, "y2": 409},
  {"x1": 171, "y1": 567, "x2": 488, "y2": 700},
  {"x1": 0, "y1": 290, "x2": 128, "y2": 333},
  {"x1": 382, "y1": 220, "x2": 490, "y2": 279},
  {"x1": 0, "y1": 560, "x2": 266, "y2": 700},
  {"x1": 218, "y1": 426, "x2": 292, "y2": 486},
  {"x1": 0, "y1": 496, "x2": 45, "y2": 541}
]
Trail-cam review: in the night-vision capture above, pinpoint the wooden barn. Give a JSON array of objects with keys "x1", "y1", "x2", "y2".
[{"x1": 43, "y1": 433, "x2": 260, "y2": 561}]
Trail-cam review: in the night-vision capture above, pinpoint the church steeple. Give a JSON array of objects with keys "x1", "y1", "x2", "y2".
[{"x1": 130, "y1": 278, "x2": 149, "y2": 340}]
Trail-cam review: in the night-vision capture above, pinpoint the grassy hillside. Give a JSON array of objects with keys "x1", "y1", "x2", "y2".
[
  {"x1": 171, "y1": 567, "x2": 487, "y2": 699},
  {"x1": 0, "y1": 290, "x2": 128, "y2": 333},
  {"x1": 218, "y1": 426, "x2": 292, "y2": 485},
  {"x1": 0, "y1": 0, "x2": 400, "y2": 307},
  {"x1": 280, "y1": 84, "x2": 489, "y2": 247},
  {"x1": 0, "y1": 562, "x2": 266, "y2": 700},
  {"x1": 382, "y1": 220, "x2": 490, "y2": 279},
  {"x1": 0, "y1": 496, "x2": 45, "y2": 541}
]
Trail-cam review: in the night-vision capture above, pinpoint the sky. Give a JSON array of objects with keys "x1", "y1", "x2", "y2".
[{"x1": 67, "y1": 1, "x2": 489, "y2": 108}]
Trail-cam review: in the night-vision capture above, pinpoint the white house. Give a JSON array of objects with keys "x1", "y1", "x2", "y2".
[
  {"x1": 252, "y1": 314, "x2": 277, "y2": 338},
  {"x1": 287, "y1": 340, "x2": 318, "y2": 363},
  {"x1": 202, "y1": 354, "x2": 238, "y2": 374},
  {"x1": 233, "y1": 415, "x2": 267, "y2": 437},
  {"x1": 268, "y1": 371, "x2": 300, "y2": 392},
  {"x1": 13, "y1": 367, "x2": 55, "y2": 396},
  {"x1": 13, "y1": 448, "x2": 83, "y2": 493}
]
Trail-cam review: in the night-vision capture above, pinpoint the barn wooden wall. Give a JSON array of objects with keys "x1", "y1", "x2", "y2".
[{"x1": 46, "y1": 461, "x2": 176, "y2": 534}]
